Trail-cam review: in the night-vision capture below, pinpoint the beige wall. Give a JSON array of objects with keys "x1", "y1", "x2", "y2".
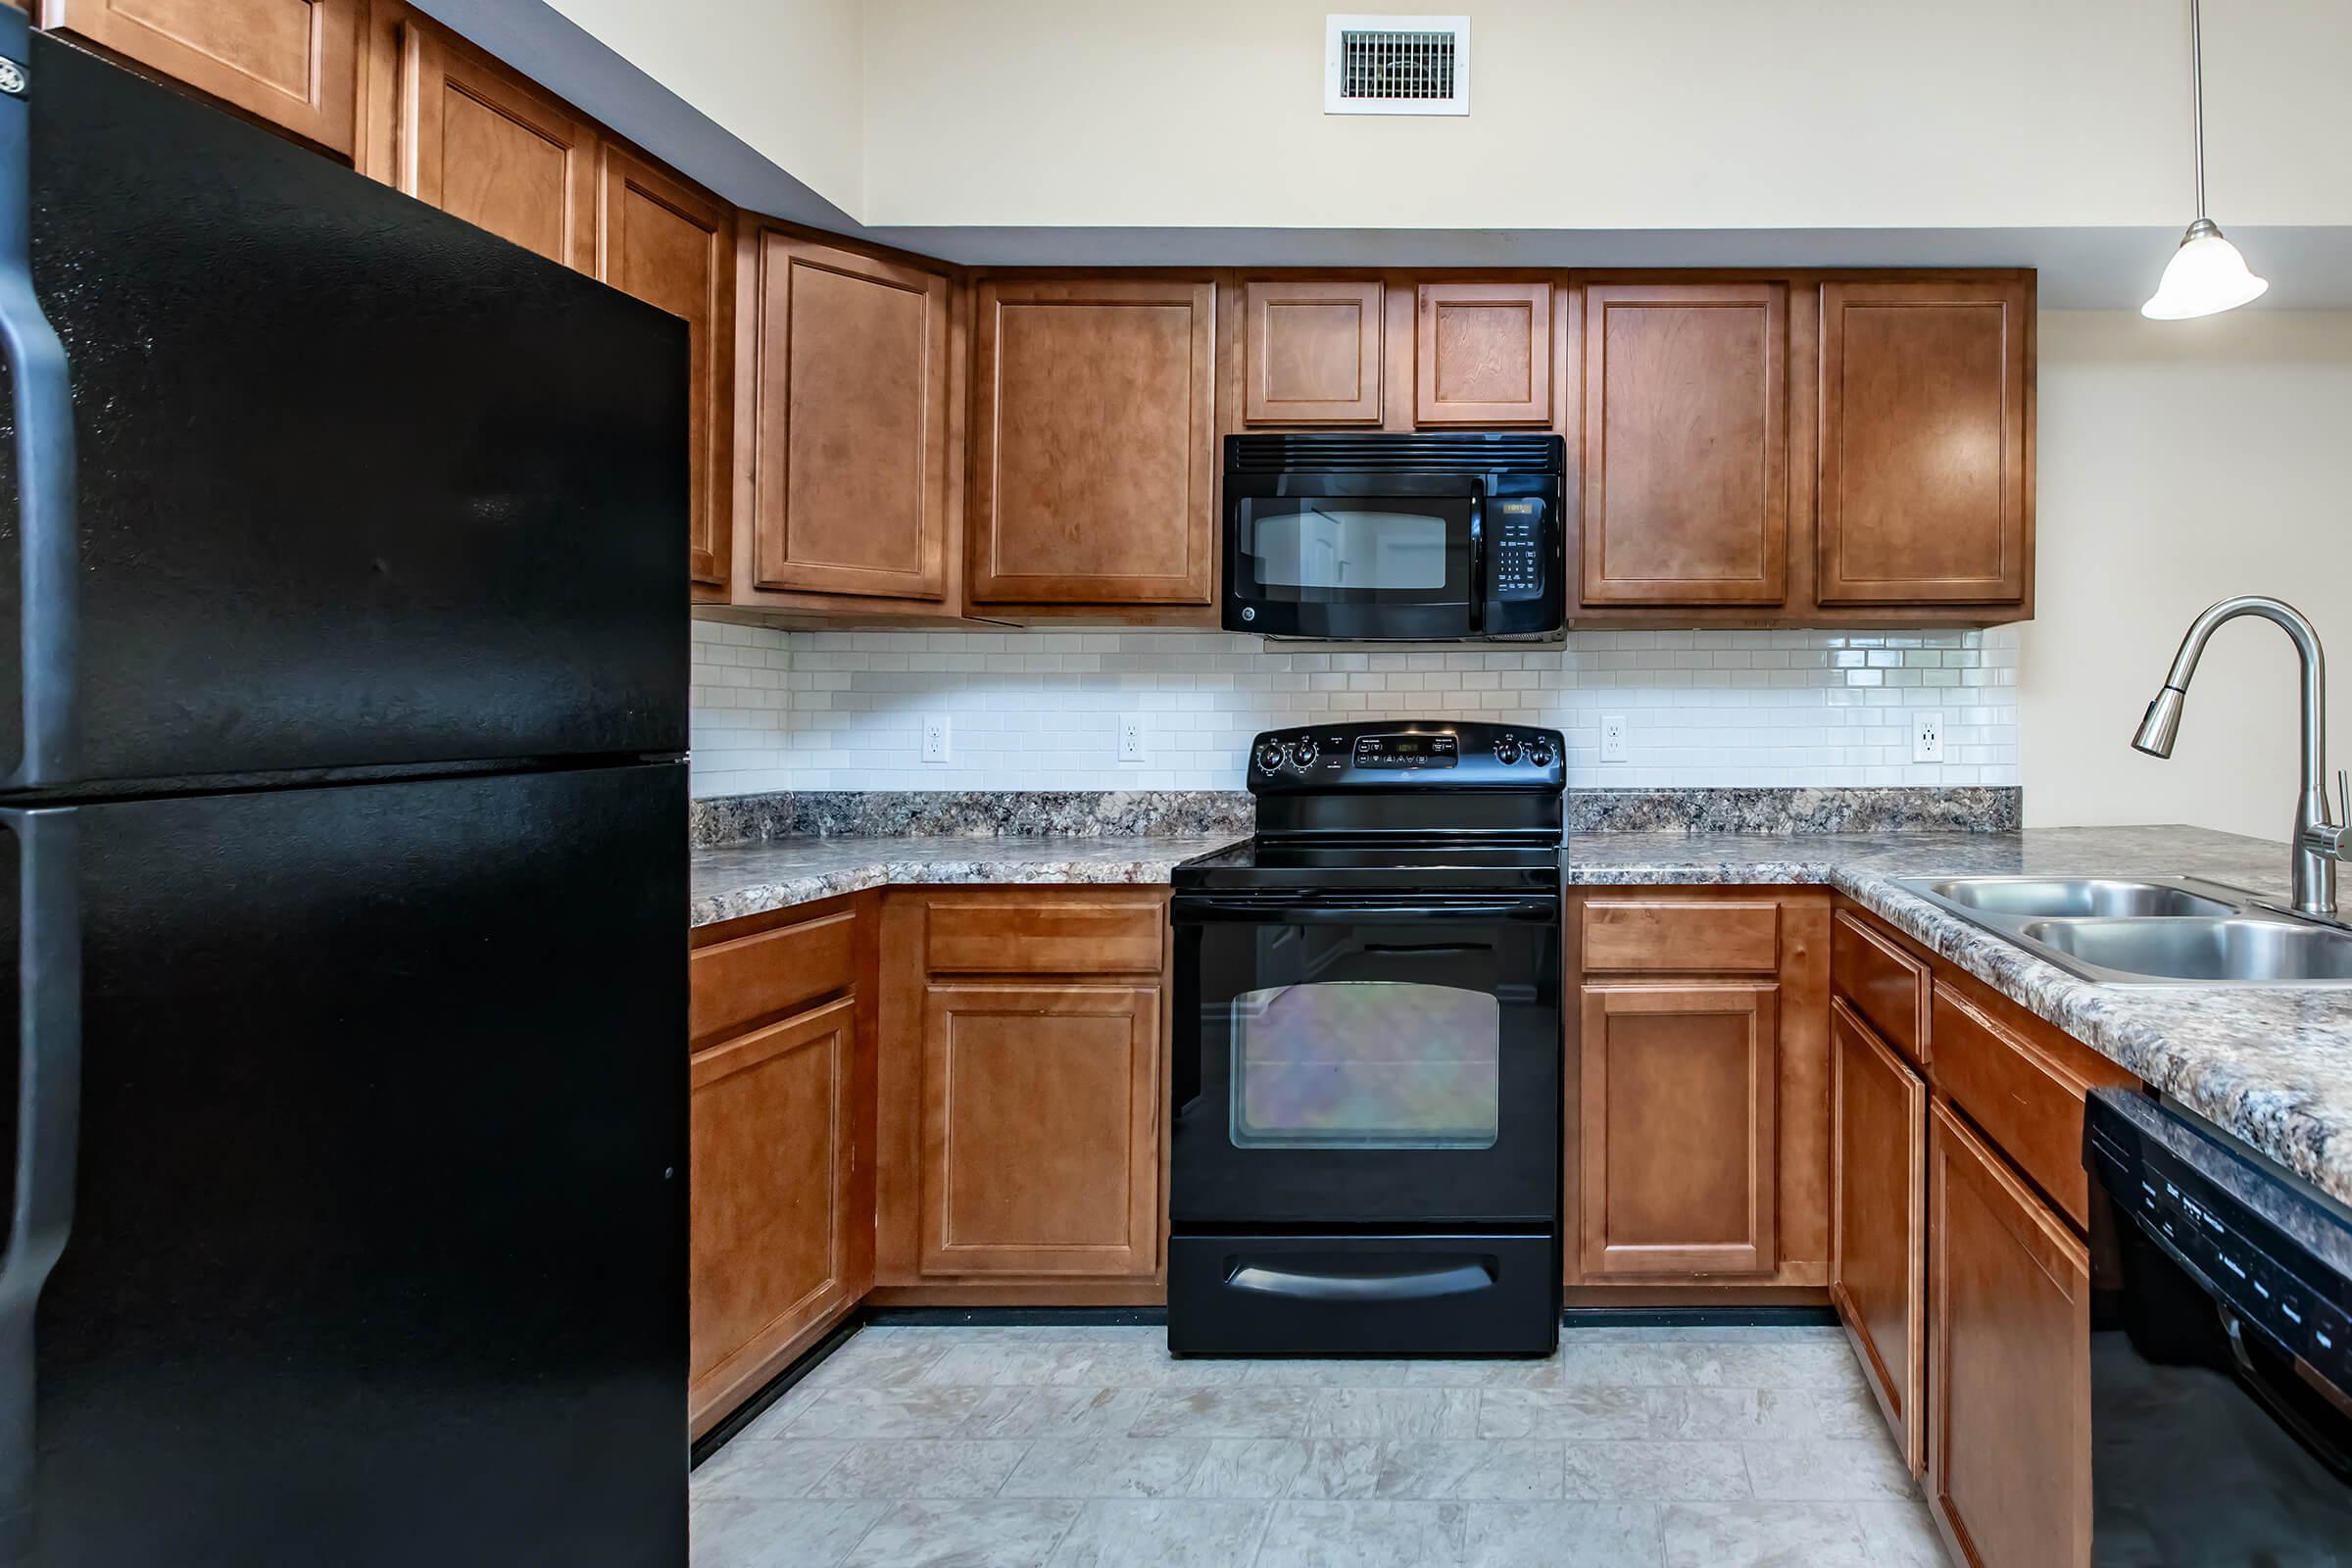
[
  {"x1": 2021, "y1": 311, "x2": 2352, "y2": 839},
  {"x1": 856, "y1": 0, "x2": 2352, "y2": 230},
  {"x1": 543, "y1": 0, "x2": 866, "y2": 215}
]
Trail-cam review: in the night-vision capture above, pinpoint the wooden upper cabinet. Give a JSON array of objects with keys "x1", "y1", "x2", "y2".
[
  {"x1": 1817, "y1": 278, "x2": 2031, "y2": 606},
  {"x1": 917, "y1": 982, "x2": 1160, "y2": 1278},
  {"x1": 1242, "y1": 279, "x2": 1383, "y2": 425},
  {"x1": 42, "y1": 0, "x2": 361, "y2": 156},
  {"x1": 1581, "y1": 282, "x2": 1788, "y2": 606},
  {"x1": 744, "y1": 234, "x2": 951, "y2": 604},
  {"x1": 1928, "y1": 1100, "x2": 2091, "y2": 1568},
  {"x1": 969, "y1": 278, "x2": 1215, "y2": 607},
  {"x1": 689, "y1": 992, "x2": 872, "y2": 1436},
  {"x1": 1579, "y1": 981, "x2": 1778, "y2": 1277},
  {"x1": 1416, "y1": 282, "x2": 1553, "y2": 425},
  {"x1": 596, "y1": 147, "x2": 735, "y2": 595},
  {"x1": 382, "y1": 18, "x2": 597, "y2": 271},
  {"x1": 1830, "y1": 1000, "x2": 1927, "y2": 1477}
]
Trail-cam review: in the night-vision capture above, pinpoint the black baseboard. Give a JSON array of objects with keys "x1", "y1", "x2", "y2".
[
  {"x1": 689, "y1": 1313, "x2": 863, "y2": 1470},
  {"x1": 1560, "y1": 1304, "x2": 1838, "y2": 1329}
]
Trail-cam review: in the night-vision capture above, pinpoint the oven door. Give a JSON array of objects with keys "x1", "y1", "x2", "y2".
[
  {"x1": 1223, "y1": 476, "x2": 1480, "y2": 640},
  {"x1": 1170, "y1": 890, "x2": 1561, "y2": 1227}
]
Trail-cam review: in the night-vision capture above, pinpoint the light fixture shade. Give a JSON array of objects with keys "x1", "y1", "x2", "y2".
[{"x1": 2142, "y1": 220, "x2": 2270, "y2": 318}]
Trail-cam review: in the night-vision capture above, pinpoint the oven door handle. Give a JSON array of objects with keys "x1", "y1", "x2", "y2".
[
  {"x1": 1174, "y1": 895, "x2": 1557, "y2": 924},
  {"x1": 1227, "y1": 1258, "x2": 1497, "y2": 1303}
]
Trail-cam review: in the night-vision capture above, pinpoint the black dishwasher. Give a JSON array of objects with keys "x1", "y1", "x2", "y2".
[{"x1": 2084, "y1": 1088, "x2": 2352, "y2": 1563}]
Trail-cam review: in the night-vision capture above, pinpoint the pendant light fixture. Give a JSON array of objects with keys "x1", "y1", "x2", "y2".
[{"x1": 2143, "y1": 0, "x2": 2268, "y2": 319}]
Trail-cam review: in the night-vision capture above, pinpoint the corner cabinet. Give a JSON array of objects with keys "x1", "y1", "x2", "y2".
[
  {"x1": 875, "y1": 888, "x2": 1170, "y2": 1301},
  {"x1": 967, "y1": 278, "x2": 1216, "y2": 615},
  {"x1": 734, "y1": 231, "x2": 954, "y2": 610},
  {"x1": 686, "y1": 896, "x2": 876, "y2": 1439},
  {"x1": 595, "y1": 148, "x2": 736, "y2": 599},
  {"x1": 1816, "y1": 278, "x2": 2032, "y2": 609}
]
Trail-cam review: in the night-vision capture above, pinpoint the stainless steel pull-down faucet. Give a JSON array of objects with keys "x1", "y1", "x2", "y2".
[{"x1": 2132, "y1": 594, "x2": 2347, "y2": 917}]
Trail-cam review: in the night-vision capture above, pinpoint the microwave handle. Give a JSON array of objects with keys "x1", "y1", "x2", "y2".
[{"x1": 1466, "y1": 489, "x2": 1486, "y2": 632}]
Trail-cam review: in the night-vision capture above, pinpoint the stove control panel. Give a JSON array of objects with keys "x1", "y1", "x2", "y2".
[{"x1": 1246, "y1": 720, "x2": 1564, "y2": 792}]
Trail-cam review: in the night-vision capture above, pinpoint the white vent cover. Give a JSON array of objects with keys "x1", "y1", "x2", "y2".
[{"x1": 1325, "y1": 15, "x2": 1470, "y2": 115}]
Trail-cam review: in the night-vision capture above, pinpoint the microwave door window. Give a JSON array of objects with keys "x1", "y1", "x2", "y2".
[{"x1": 1242, "y1": 502, "x2": 1462, "y2": 598}]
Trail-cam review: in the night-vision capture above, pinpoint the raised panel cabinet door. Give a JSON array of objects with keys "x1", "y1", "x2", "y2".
[
  {"x1": 1928, "y1": 1100, "x2": 2092, "y2": 1568},
  {"x1": 41, "y1": 0, "x2": 361, "y2": 156},
  {"x1": 1415, "y1": 281, "x2": 1552, "y2": 425},
  {"x1": 597, "y1": 147, "x2": 735, "y2": 594},
  {"x1": 1818, "y1": 279, "x2": 2031, "y2": 605},
  {"x1": 1243, "y1": 279, "x2": 1384, "y2": 424},
  {"x1": 748, "y1": 235, "x2": 951, "y2": 602},
  {"x1": 1830, "y1": 1000, "x2": 1927, "y2": 1476},
  {"x1": 1579, "y1": 982, "x2": 1778, "y2": 1277},
  {"x1": 688, "y1": 995, "x2": 872, "y2": 1435},
  {"x1": 919, "y1": 982, "x2": 1160, "y2": 1278},
  {"x1": 970, "y1": 278, "x2": 1215, "y2": 606},
  {"x1": 1581, "y1": 282, "x2": 1788, "y2": 606},
  {"x1": 387, "y1": 18, "x2": 596, "y2": 270}
]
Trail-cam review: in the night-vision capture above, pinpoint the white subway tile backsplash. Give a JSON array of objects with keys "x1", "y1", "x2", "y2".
[{"x1": 686, "y1": 620, "x2": 2020, "y2": 798}]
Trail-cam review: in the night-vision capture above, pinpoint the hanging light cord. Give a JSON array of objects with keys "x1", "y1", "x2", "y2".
[{"x1": 2190, "y1": 0, "x2": 2208, "y2": 220}]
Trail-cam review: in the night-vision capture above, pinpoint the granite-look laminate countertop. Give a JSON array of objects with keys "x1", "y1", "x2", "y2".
[{"x1": 691, "y1": 824, "x2": 2352, "y2": 1209}]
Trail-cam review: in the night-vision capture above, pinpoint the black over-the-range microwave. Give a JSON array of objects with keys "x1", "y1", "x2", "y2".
[{"x1": 1221, "y1": 432, "x2": 1567, "y2": 641}]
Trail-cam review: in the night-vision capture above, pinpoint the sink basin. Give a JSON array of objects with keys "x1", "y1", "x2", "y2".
[
  {"x1": 2013, "y1": 917, "x2": 2352, "y2": 984},
  {"x1": 1891, "y1": 873, "x2": 2352, "y2": 986},
  {"x1": 1917, "y1": 877, "x2": 2235, "y2": 920}
]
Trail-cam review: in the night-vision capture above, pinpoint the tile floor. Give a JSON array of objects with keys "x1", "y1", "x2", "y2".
[{"x1": 690, "y1": 1322, "x2": 1953, "y2": 1567}]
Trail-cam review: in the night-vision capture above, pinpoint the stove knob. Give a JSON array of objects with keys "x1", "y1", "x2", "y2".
[
  {"x1": 1493, "y1": 736, "x2": 1523, "y2": 765},
  {"x1": 1256, "y1": 740, "x2": 1288, "y2": 772},
  {"x1": 1527, "y1": 738, "x2": 1557, "y2": 768},
  {"x1": 1287, "y1": 737, "x2": 1320, "y2": 769}
]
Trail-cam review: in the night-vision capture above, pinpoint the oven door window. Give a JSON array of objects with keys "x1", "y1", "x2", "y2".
[
  {"x1": 1231, "y1": 979, "x2": 1498, "y2": 1151},
  {"x1": 1236, "y1": 498, "x2": 1470, "y2": 603}
]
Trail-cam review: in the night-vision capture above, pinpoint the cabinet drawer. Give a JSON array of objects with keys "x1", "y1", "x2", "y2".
[
  {"x1": 924, "y1": 898, "x2": 1163, "y2": 975},
  {"x1": 690, "y1": 906, "x2": 858, "y2": 1048},
  {"x1": 1833, "y1": 908, "x2": 1929, "y2": 1064},
  {"x1": 1583, "y1": 899, "x2": 1779, "y2": 974},
  {"x1": 1929, "y1": 980, "x2": 2131, "y2": 1228}
]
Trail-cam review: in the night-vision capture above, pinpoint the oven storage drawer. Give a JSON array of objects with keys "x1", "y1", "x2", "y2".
[{"x1": 1168, "y1": 1232, "x2": 1559, "y2": 1356}]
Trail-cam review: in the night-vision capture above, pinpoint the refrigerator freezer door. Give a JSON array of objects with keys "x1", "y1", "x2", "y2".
[
  {"x1": 12, "y1": 764, "x2": 685, "y2": 1566},
  {"x1": 0, "y1": 33, "x2": 687, "y2": 791}
]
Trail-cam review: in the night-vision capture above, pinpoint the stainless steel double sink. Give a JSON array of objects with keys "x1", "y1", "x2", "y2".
[{"x1": 1890, "y1": 876, "x2": 2352, "y2": 987}]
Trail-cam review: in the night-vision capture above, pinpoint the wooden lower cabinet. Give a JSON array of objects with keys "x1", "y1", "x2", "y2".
[
  {"x1": 1579, "y1": 981, "x2": 1779, "y2": 1277},
  {"x1": 876, "y1": 888, "x2": 1170, "y2": 1300},
  {"x1": 1569, "y1": 889, "x2": 1832, "y2": 1290},
  {"x1": 916, "y1": 982, "x2": 1160, "y2": 1277},
  {"x1": 1928, "y1": 1100, "x2": 2092, "y2": 1568},
  {"x1": 686, "y1": 896, "x2": 875, "y2": 1437},
  {"x1": 689, "y1": 994, "x2": 872, "y2": 1437},
  {"x1": 1829, "y1": 999, "x2": 1927, "y2": 1475}
]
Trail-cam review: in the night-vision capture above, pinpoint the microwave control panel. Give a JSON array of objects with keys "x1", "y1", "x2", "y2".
[{"x1": 1490, "y1": 499, "x2": 1546, "y2": 602}]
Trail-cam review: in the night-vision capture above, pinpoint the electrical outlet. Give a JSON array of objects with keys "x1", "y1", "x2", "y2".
[
  {"x1": 921, "y1": 714, "x2": 951, "y2": 764},
  {"x1": 1913, "y1": 710, "x2": 1944, "y2": 764},
  {"x1": 1118, "y1": 713, "x2": 1148, "y2": 763},
  {"x1": 1600, "y1": 714, "x2": 1629, "y2": 763}
]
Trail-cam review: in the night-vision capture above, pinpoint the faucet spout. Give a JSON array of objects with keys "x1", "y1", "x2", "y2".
[{"x1": 2132, "y1": 595, "x2": 2334, "y2": 916}]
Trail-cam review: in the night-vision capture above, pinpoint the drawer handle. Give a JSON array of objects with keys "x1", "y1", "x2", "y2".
[{"x1": 1226, "y1": 1257, "x2": 1496, "y2": 1302}]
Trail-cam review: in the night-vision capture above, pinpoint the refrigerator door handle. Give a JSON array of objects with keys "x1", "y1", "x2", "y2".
[
  {"x1": 0, "y1": 808, "x2": 79, "y2": 1565},
  {"x1": 0, "y1": 14, "x2": 79, "y2": 791}
]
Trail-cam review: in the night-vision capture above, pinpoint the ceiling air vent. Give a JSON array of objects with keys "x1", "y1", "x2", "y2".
[{"x1": 1325, "y1": 15, "x2": 1470, "y2": 116}]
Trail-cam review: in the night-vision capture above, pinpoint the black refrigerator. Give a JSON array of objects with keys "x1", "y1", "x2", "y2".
[{"x1": 0, "y1": 19, "x2": 687, "y2": 1567}]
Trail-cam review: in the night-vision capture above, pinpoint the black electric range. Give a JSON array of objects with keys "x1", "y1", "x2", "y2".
[{"x1": 1167, "y1": 720, "x2": 1566, "y2": 1356}]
